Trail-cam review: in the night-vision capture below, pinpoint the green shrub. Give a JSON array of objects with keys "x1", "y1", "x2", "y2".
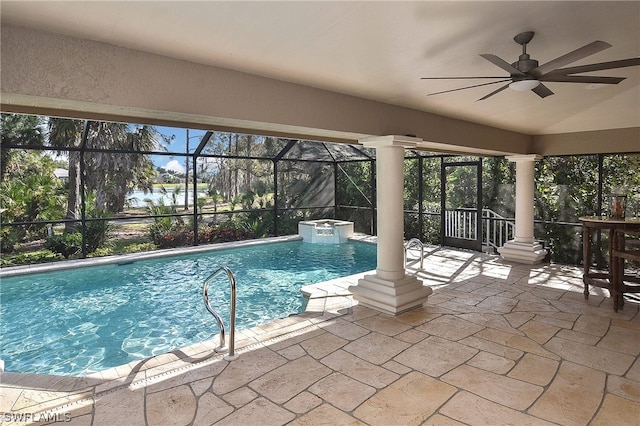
[
  {"x1": 44, "y1": 233, "x2": 82, "y2": 259},
  {"x1": 0, "y1": 249, "x2": 59, "y2": 267},
  {"x1": 89, "y1": 247, "x2": 114, "y2": 257},
  {"x1": 122, "y1": 242, "x2": 156, "y2": 253},
  {"x1": 0, "y1": 227, "x2": 21, "y2": 252},
  {"x1": 155, "y1": 228, "x2": 192, "y2": 248},
  {"x1": 145, "y1": 191, "x2": 189, "y2": 248},
  {"x1": 199, "y1": 222, "x2": 255, "y2": 244},
  {"x1": 85, "y1": 216, "x2": 111, "y2": 253}
]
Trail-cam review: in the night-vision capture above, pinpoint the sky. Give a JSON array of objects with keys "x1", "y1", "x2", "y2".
[{"x1": 152, "y1": 126, "x2": 209, "y2": 174}]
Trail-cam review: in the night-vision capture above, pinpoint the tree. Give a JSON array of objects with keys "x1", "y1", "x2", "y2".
[
  {"x1": 47, "y1": 118, "x2": 84, "y2": 232},
  {"x1": 84, "y1": 122, "x2": 158, "y2": 212},
  {"x1": 0, "y1": 150, "x2": 65, "y2": 251},
  {"x1": 48, "y1": 120, "x2": 161, "y2": 216},
  {"x1": 1, "y1": 113, "x2": 46, "y2": 181},
  {"x1": 482, "y1": 157, "x2": 515, "y2": 217},
  {"x1": 207, "y1": 186, "x2": 223, "y2": 213},
  {"x1": 603, "y1": 154, "x2": 640, "y2": 215}
]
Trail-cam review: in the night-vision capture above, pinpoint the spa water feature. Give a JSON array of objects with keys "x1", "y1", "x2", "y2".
[{"x1": 298, "y1": 219, "x2": 354, "y2": 244}]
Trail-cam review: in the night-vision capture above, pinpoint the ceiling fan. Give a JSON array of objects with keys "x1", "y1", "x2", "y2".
[{"x1": 422, "y1": 31, "x2": 640, "y2": 101}]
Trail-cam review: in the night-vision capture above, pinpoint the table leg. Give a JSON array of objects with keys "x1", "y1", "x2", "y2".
[
  {"x1": 582, "y1": 224, "x2": 591, "y2": 299},
  {"x1": 611, "y1": 230, "x2": 618, "y2": 311},
  {"x1": 613, "y1": 230, "x2": 625, "y2": 312}
]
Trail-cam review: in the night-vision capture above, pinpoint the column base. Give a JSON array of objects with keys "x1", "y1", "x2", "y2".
[
  {"x1": 348, "y1": 274, "x2": 432, "y2": 315},
  {"x1": 498, "y1": 240, "x2": 548, "y2": 264}
]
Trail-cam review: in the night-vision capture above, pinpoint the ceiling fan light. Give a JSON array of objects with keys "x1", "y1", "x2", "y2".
[{"x1": 510, "y1": 79, "x2": 541, "y2": 91}]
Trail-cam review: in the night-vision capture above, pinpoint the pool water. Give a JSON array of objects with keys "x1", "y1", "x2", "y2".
[{"x1": 0, "y1": 240, "x2": 376, "y2": 376}]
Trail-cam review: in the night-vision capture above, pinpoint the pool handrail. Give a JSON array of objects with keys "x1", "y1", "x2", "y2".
[
  {"x1": 404, "y1": 238, "x2": 425, "y2": 269},
  {"x1": 203, "y1": 265, "x2": 239, "y2": 361}
]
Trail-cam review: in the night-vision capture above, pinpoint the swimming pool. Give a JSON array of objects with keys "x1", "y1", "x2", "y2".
[{"x1": 0, "y1": 239, "x2": 376, "y2": 376}]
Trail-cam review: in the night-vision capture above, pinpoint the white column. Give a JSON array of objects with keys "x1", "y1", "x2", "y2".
[
  {"x1": 348, "y1": 135, "x2": 432, "y2": 314},
  {"x1": 498, "y1": 155, "x2": 548, "y2": 264}
]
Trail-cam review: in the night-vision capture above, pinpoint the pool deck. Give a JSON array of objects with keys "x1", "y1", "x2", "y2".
[{"x1": 1, "y1": 244, "x2": 639, "y2": 425}]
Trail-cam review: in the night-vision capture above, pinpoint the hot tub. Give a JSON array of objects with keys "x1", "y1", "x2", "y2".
[{"x1": 298, "y1": 219, "x2": 354, "y2": 244}]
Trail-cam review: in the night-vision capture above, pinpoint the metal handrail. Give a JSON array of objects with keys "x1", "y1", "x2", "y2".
[
  {"x1": 404, "y1": 238, "x2": 425, "y2": 269},
  {"x1": 203, "y1": 265, "x2": 239, "y2": 361}
]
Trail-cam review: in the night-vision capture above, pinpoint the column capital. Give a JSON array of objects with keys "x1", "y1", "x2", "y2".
[
  {"x1": 359, "y1": 135, "x2": 422, "y2": 149},
  {"x1": 505, "y1": 154, "x2": 543, "y2": 162}
]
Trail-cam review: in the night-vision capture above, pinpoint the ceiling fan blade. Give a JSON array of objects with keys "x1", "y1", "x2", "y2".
[
  {"x1": 531, "y1": 41, "x2": 612, "y2": 77},
  {"x1": 540, "y1": 75, "x2": 625, "y2": 84},
  {"x1": 476, "y1": 83, "x2": 511, "y2": 101},
  {"x1": 421, "y1": 76, "x2": 508, "y2": 80},
  {"x1": 532, "y1": 83, "x2": 554, "y2": 98},
  {"x1": 480, "y1": 54, "x2": 525, "y2": 75},
  {"x1": 547, "y1": 58, "x2": 640, "y2": 75},
  {"x1": 427, "y1": 79, "x2": 511, "y2": 96}
]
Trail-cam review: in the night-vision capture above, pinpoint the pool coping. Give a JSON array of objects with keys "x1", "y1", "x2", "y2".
[
  {"x1": 0, "y1": 234, "x2": 378, "y2": 278},
  {"x1": 0, "y1": 235, "x2": 305, "y2": 278}
]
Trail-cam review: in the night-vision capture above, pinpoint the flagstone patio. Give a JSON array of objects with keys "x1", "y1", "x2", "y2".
[{"x1": 1, "y1": 246, "x2": 639, "y2": 425}]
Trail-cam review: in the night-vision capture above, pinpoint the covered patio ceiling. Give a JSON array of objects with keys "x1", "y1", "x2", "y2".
[{"x1": 1, "y1": 1, "x2": 639, "y2": 156}]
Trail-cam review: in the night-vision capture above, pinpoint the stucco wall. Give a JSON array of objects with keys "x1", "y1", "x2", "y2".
[
  {"x1": 1, "y1": 24, "x2": 535, "y2": 156},
  {"x1": 532, "y1": 128, "x2": 640, "y2": 156},
  {"x1": 3, "y1": 24, "x2": 638, "y2": 156}
]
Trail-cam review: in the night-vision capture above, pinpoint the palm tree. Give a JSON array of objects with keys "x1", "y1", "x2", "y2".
[
  {"x1": 48, "y1": 119, "x2": 161, "y2": 235},
  {"x1": 84, "y1": 122, "x2": 159, "y2": 212},
  {"x1": 0, "y1": 152, "x2": 65, "y2": 250},
  {"x1": 207, "y1": 187, "x2": 223, "y2": 213},
  {"x1": 48, "y1": 118, "x2": 83, "y2": 233}
]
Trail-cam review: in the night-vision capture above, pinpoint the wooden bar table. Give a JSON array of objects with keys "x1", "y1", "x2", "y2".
[
  {"x1": 611, "y1": 228, "x2": 640, "y2": 311},
  {"x1": 579, "y1": 216, "x2": 640, "y2": 306}
]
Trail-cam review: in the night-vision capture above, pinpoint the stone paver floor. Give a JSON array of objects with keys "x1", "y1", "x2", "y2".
[{"x1": 1, "y1": 246, "x2": 639, "y2": 425}]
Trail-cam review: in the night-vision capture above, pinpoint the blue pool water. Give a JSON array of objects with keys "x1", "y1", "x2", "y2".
[{"x1": 0, "y1": 240, "x2": 376, "y2": 376}]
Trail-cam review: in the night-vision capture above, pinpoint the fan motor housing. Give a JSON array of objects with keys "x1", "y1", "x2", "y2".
[{"x1": 513, "y1": 55, "x2": 539, "y2": 73}]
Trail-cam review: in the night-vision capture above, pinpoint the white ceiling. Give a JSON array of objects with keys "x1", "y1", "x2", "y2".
[{"x1": 2, "y1": 1, "x2": 639, "y2": 135}]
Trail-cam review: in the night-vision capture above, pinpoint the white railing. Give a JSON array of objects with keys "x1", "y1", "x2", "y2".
[
  {"x1": 482, "y1": 208, "x2": 514, "y2": 249},
  {"x1": 444, "y1": 208, "x2": 514, "y2": 250},
  {"x1": 445, "y1": 208, "x2": 478, "y2": 241}
]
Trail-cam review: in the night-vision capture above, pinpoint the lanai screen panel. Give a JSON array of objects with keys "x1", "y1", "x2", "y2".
[
  {"x1": 200, "y1": 133, "x2": 289, "y2": 159},
  {"x1": 278, "y1": 160, "x2": 334, "y2": 209},
  {"x1": 534, "y1": 155, "x2": 599, "y2": 265},
  {"x1": 335, "y1": 160, "x2": 374, "y2": 234},
  {"x1": 603, "y1": 153, "x2": 640, "y2": 215},
  {"x1": 324, "y1": 142, "x2": 375, "y2": 162},
  {"x1": 482, "y1": 157, "x2": 515, "y2": 218},
  {"x1": 277, "y1": 141, "x2": 374, "y2": 232},
  {"x1": 278, "y1": 140, "x2": 375, "y2": 162}
]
